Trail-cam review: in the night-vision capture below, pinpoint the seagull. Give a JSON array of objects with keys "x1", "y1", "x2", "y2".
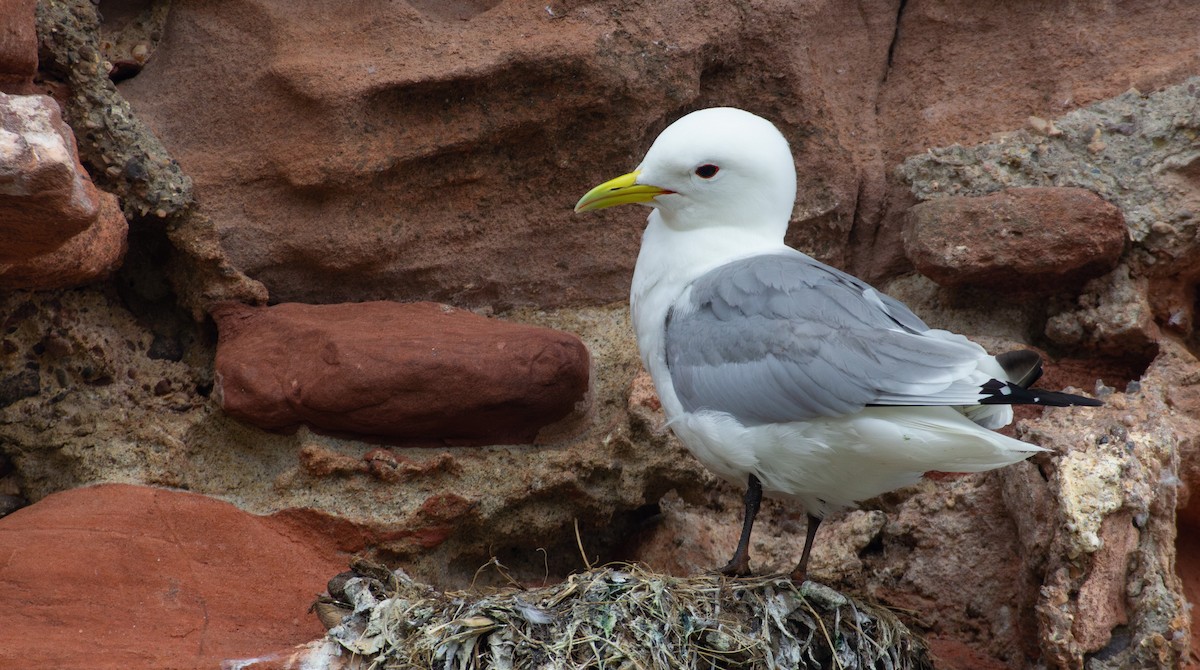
[{"x1": 574, "y1": 107, "x2": 1101, "y2": 582}]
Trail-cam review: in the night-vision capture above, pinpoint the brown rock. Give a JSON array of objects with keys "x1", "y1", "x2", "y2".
[
  {"x1": 1071, "y1": 512, "x2": 1137, "y2": 652},
  {"x1": 111, "y1": 0, "x2": 1200, "y2": 307},
  {"x1": 0, "y1": 0, "x2": 36, "y2": 92},
  {"x1": 0, "y1": 190, "x2": 128, "y2": 289},
  {"x1": 902, "y1": 187, "x2": 1125, "y2": 291},
  {"x1": 213, "y1": 301, "x2": 590, "y2": 443},
  {"x1": 0, "y1": 92, "x2": 129, "y2": 288},
  {"x1": 116, "y1": 0, "x2": 901, "y2": 307},
  {"x1": 0, "y1": 93, "x2": 114, "y2": 260},
  {"x1": 860, "y1": 0, "x2": 1200, "y2": 282},
  {"x1": 0, "y1": 483, "x2": 348, "y2": 670},
  {"x1": 1177, "y1": 521, "x2": 1200, "y2": 665}
]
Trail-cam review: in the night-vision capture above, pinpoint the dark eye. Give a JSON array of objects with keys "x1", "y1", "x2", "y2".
[{"x1": 694, "y1": 164, "x2": 719, "y2": 179}]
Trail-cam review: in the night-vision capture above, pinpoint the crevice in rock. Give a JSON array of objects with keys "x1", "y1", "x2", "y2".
[
  {"x1": 96, "y1": 0, "x2": 170, "y2": 82},
  {"x1": 1175, "y1": 513, "x2": 1200, "y2": 664},
  {"x1": 114, "y1": 226, "x2": 214, "y2": 372},
  {"x1": 0, "y1": 451, "x2": 28, "y2": 519},
  {"x1": 1084, "y1": 624, "x2": 1133, "y2": 664},
  {"x1": 34, "y1": 0, "x2": 267, "y2": 318},
  {"x1": 884, "y1": 0, "x2": 908, "y2": 76},
  {"x1": 1037, "y1": 349, "x2": 1156, "y2": 395}
]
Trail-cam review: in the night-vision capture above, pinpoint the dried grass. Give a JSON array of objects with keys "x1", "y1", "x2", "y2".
[{"x1": 315, "y1": 558, "x2": 933, "y2": 669}]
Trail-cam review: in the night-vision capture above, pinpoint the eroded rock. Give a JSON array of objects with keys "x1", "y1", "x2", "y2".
[
  {"x1": 902, "y1": 187, "x2": 1125, "y2": 292},
  {"x1": 0, "y1": 483, "x2": 347, "y2": 670},
  {"x1": 34, "y1": 0, "x2": 268, "y2": 317},
  {"x1": 1045, "y1": 265, "x2": 1161, "y2": 359},
  {"x1": 0, "y1": 290, "x2": 708, "y2": 588},
  {"x1": 1010, "y1": 342, "x2": 1191, "y2": 668},
  {"x1": 899, "y1": 78, "x2": 1200, "y2": 355},
  {"x1": 0, "y1": 92, "x2": 127, "y2": 286},
  {"x1": 212, "y1": 301, "x2": 590, "y2": 443},
  {"x1": 111, "y1": 0, "x2": 909, "y2": 307},
  {"x1": 0, "y1": 0, "x2": 36, "y2": 92}
]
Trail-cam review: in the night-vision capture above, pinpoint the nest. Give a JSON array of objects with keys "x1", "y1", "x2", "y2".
[{"x1": 312, "y1": 558, "x2": 933, "y2": 669}]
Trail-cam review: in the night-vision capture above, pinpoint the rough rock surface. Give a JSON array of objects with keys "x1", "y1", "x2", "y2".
[
  {"x1": 0, "y1": 190, "x2": 127, "y2": 289},
  {"x1": 865, "y1": 1, "x2": 1200, "y2": 281},
  {"x1": 34, "y1": 0, "x2": 267, "y2": 317},
  {"x1": 0, "y1": 483, "x2": 348, "y2": 670},
  {"x1": 902, "y1": 187, "x2": 1125, "y2": 291},
  {"x1": 5, "y1": 3, "x2": 1200, "y2": 669},
  {"x1": 0, "y1": 289, "x2": 709, "y2": 587},
  {"x1": 113, "y1": 0, "x2": 900, "y2": 306},
  {"x1": 0, "y1": 0, "x2": 36, "y2": 93},
  {"x1": 895, "y1": 79, "x2": 1200, "y2": 668},
  {"x1": 0, "y1": 92, "x2": 128, "y2": 286},
  {"x1": 899, "y1": 79, "x2": 1200, "y2": 357},
  {"x1": 110, "y1": 1, "x2": 1200, "y2": 306},
  {"x1": 212, "y1": 301, "x2": 590, "y2": 443}
]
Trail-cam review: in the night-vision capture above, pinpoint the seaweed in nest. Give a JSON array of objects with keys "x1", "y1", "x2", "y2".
[{"x1": 311, "y1": 558, "x2": 934, "y2": 669}]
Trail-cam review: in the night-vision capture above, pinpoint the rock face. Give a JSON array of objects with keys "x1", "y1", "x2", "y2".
[
  {"x1": 212, "y1": 301, "x2": 590, "y2": 443},
  {"x1": 113, "y1": 0, "x2": 1200, "y2": 306},
  {"x1": 865, "y1": 0, "x2": 1200, "y2": 281},
  {"x1": 0, "y1": 92, "x2": 128, "y2": 288},
  {"x1": 0, "y1": 483, "x2": 348, "y2": 670},
  {"x1": 0, "y1": 0, "x2": 36, "y2": 92},
  {"x1": 893, "y1": 79, "x2": 1200, "y2": 668},
  {"x1": 114, "y1": 0, "x2": 904, "y2": 306},
  {"x1": 902, "y1": 187, "x2": 1125, "y2": 291},
  {"x1": 32, "y1": 0, "x2": 268, "y2": 318},
  {"x1": 5, "y1": 3, "x2": 1200, "y2": 669}
]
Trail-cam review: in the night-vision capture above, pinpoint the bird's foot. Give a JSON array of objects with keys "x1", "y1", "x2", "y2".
[
  {"x1": 717, "y1": 556, "x2": 752, "y2": 578},
  {"x1": 787, "y1": 566, "x2": 809, "y2": 584}
]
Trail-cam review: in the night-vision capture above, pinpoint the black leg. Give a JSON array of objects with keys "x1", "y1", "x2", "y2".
[
  {"x1": 719, "y1": 474, "x2": 762, "y2": 577},
  {"x1": 789, "y1": 513, "x2": 822, "y2": 583}
]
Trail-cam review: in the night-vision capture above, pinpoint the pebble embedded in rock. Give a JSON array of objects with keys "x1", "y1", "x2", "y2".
[
  {"x1": 212, "y1": 301, "x2": 590, "y2": 443},
  {"x1": 902, "y1": 187, "x2": 1126, "y2": 292}
]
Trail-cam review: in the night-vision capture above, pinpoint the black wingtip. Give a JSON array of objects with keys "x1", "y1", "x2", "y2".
[
  {"x1": 979, "y1": 379, "x2": 1104, "y2": 407},
  {"x1": 996, "y1": 349, "x2": 1044, "y2": 388}
]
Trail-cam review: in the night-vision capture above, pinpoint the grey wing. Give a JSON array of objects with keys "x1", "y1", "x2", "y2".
[{"x1": 665, "y1": 252, "x2": 988, "y2": 425}]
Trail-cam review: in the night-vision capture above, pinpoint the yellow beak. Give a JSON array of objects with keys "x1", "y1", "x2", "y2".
[{"x1": 574, "y1": 170, "x2": 673, "y2": 213}]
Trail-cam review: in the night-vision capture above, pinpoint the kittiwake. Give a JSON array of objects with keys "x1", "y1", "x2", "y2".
[{"x1": 574, "y1": 107, "x2": 1101, "y2": 582}]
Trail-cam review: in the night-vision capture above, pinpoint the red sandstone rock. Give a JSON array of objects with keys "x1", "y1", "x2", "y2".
[
  {"x1": 0, "y1": 191, "x2": 128, "y2": 289},
  {"x1": 0, "y1": 93, "x2": 102, "y2": 259},
  {"x1": 213, "y1": 301, "x2": 590, "y2": 443},
  {"x1": 113, "y1": 2, "x2": 1200, "y2": 306},
  {"x1": 116, "y1": 0, "x2": 897, "y2": 307},
  {"x1": 861, "y1": 0, "x2": 1200, "y2": 281},
  {"x1": 0, "y1": 483, "x2": 348, "y2": 670},
  {"x1": 0, "y1": 92, "x2": 129, "y2": 287},
  {"x1": 0, "y1": 0, "x2": 36, "y2": 93},
  {"x1": 1177, "y1": 523, "x2": 1200, "y2": 664},
  {"x1": 902, "y1": 187, "x2": 1126, "y2": 291}
]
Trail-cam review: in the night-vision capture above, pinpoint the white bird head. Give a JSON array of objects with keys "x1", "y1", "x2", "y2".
[{"x1": 575, "y1": 107, "x2": 797, "y2": 240}]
